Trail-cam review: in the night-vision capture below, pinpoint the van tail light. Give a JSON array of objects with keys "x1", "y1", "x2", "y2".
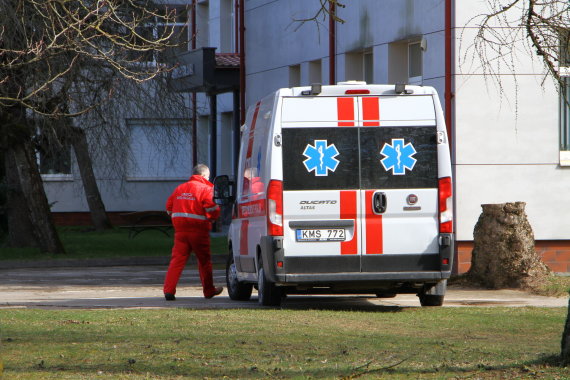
[
  {"x1": 267, "y1": 180, "x2": 283, "y2": 236},
  {"x1": 438, "y1": 177, "x2": 453, "y2": 233}
]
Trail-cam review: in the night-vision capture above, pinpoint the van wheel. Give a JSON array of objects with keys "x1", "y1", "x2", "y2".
[
  {"x1": 226, "y1": 253, "x2": 253, "y2": 301},
  {"x1": 375, "y1": 292, "x2": 397, "y2": 298},
  {"x1": 418, "y1": 280, "x2": 446, "y2": 307},
  {"x1": 419, "y1": 294, "x2": 444, "y2": 307},
  {"x1": 257, "y1": 258, "x2": 282, "y2": 307}
]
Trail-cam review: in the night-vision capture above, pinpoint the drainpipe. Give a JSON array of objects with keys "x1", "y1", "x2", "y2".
[
  {"x1": 329, "y1": 1, "x2": 336, "y2": 85},
  {"x1": 239, "y1": 0, "x2": 246, "y2": 124},
  {"x1": 191, "y1": 0, "x2": 198, "y2": 166},
  {"x1": 445, "y1": 0, "x2": 458, "y2": 275},
  {"x1": 235, "y1": 0, "x2": 239, "y2": 54},
  {"x1": 445, "y1": 0, "x2": 453, "y2": 142},
  {"x1": 233, "y1": 0, "x2": 240, "y2": 178}
]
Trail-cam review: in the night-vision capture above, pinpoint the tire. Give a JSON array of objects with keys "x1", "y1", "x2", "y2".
[
  {"x1": 257, "y1": 257, "x2": 282, "y2": 306},
  {"x1": 375, "y1": 292, "x2": 397, "y2": 298},
  {"x1": 419, "y1": 294, "x2": 444, "y2": 307},
  {"x1": 418, "y1": 280, "x2": 446, "y2": 307},
  {"x1": 226, "y1": 252, "x2": 253, "y2": 301}
]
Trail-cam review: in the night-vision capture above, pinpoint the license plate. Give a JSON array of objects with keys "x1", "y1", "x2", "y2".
[{"x1": 295, "y1": 228, "x2": 345, "y2": 242}]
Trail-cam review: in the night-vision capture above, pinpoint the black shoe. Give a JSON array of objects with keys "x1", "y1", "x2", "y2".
[
  {"x1": 164, "y1": 293, "x2": 176, "y2": 301},
  {"x1": 205, "y1": 287, "x2": 223, "y2": 299}
]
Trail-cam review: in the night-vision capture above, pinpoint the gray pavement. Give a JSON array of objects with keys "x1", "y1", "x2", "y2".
[{"x1": 0, "y1": 263, "x2": 568, "y2": 310}]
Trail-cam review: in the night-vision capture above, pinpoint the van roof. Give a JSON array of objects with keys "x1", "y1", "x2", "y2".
[{"x1": 282, "y1": 83, "x2": 437, "y2": 97}]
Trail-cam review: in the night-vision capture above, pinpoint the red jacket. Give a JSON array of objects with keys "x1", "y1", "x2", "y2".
[{"x1": 166, "y1": 175, "x2": 220, "y2": 231}]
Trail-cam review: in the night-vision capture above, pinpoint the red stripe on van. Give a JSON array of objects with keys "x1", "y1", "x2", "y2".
[
  {"x1": 337, "y1": 97, "x2": 355, "y2": 126},
  {"x1": 362, "y1": 97, "x2": 380, "y2": 127},
  {"x1": 340, "y1": 190, "x2": 358, "y2": 255},
  {"x1": 245, "y1": 102, "x2": 261, "y2": 159},
  {"x1": 364, "y1": 190, "x2": 383, "y2": 254},
  {"x1": 240, "y1": 220, "x2": 249, "y2": 255}
]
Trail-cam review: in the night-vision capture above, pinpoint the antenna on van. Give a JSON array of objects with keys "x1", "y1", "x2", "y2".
[
  {"x1": 310, "y1": 83, "x2": 322, "y2": 95},
  {"x1": 301, "y1": 83, "x2": 322, "y2": 96},
  {"x1": 395, "y1": 83, "x2": 413, "y2": 94}
]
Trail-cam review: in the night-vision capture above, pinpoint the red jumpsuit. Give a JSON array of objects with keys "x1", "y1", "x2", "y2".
[{"x1": 163, "y1": 175, "x2": 220, "y2": 298}]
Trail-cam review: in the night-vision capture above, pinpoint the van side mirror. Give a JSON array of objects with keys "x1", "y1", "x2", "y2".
[{"x1": 213, "y1": 175, "x2": 235, "y2": 204}]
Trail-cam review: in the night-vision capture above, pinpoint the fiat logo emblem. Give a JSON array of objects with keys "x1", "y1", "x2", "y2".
[{"x1": 407, "y1": 194, "x2": 418, "y2": 205}]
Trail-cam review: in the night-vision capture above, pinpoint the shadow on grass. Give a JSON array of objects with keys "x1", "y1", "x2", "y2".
[
  {"x1": 278, "y1": 295, "x2": 405, "y2": 313},
  {"x1": 6, "y1": 353, "x2": 565, "y2": 379}
]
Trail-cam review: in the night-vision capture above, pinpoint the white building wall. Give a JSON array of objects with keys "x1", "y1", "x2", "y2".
[{"x1": 454, "y1": 2, "x2": 570, "y2": 240}]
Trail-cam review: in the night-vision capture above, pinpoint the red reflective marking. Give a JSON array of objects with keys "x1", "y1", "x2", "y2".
[
  {"x1": 337, "y1": 97, "x2": 355, "y2": 126},
  {"x1": 340, "y1": 190, "x2": 358, "y2": 255},
  {"x1": 364, "y1": 190, "x2": 383, "y2": 254},
  {"x1": 362, "y1": 97, "x2": 380, "y2": 127},
  {"x1": 240, "y1": 220, "x2": 249, "y2": 255},
  {"x1": 238, "y1": 199, "x2": 266, "y2": 218},
  {"x1": 245, "y1": 102, "x2": 261, "y2": 159},
  {"x1": 345, "y1": 89, "x2": 370, "y2": 94}
]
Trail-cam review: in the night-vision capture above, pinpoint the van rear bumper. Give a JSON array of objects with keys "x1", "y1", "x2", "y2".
[
  {"x1": 276, "y1": 271, "x2": 450, "y2": 284},
  {"x1": 260, "y1": 234, "x2": 454, "y2": 285}
]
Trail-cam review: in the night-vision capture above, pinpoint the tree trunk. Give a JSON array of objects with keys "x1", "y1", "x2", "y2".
[
  {"x1": 3, "y1": 149, "x2": 38, "y2": 248},
  {"x1": 10, "y1": 141, "x2": 65, "y2": 254},
  {"x1": 562, "y1": 298, "x2": 570, "y2": 365},
  {"x1": 468, "y1": 202, "x2": 549, "y2": 289},
  {"x1": 70, "y1": 126, "x2": 112, "y2": 231}
]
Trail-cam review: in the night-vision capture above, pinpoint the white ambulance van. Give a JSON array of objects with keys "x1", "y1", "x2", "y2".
[{"x1": 214, "y1": 82, "x2": 454, "y2": 307}]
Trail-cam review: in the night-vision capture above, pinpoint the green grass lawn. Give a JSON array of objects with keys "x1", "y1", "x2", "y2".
[
  {"x1": 0, "y1": 227, "x2": 228, "y2": 261},
  {"x1": 1, "y1": 307, "x2": 568, "y2": 379}
]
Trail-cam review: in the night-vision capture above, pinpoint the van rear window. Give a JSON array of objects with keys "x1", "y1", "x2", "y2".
[
  {"x1": 282, "y1": 126, "x2": 438, "y2": 191},
  {"x1": 282, "y1": 127, "x2": 359, "y2": 190}
]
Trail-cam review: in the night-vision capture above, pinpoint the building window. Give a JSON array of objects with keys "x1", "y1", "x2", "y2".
[
  {"x1": 197, "y1": 115, "x2": 210, "y2": 164},
  {"x1": 36, "y1": 131, "x2": 72, "y2": 179},
  {"x1": 127, "y1": 119, "x2": 192, "y2": 180},
  {"x1": 345, "y1": 49, "x2": 373, "y2": 83},
  {"x1": 38, "y1": 144, "x2": 72, "y2": 176},
  {"x1": 220, "y1": 0, "x2": 235, "y2": 53},
  {"x1": 408, "y1": 42, "x2": 423, "y2": 85},
  {"x1": 561, "y1": 79, "x2": 570, "y2": 152},
  {"x1": 559, "y1": 32, "x2": 570, "y2": 165},
  {"x1": 129, "y1": 6, "x2": 189, "y2": 64},
  {"x1": 195, "y1": 1, "x2": 210, "y2": 49},
  {"x1": 220, "y1": 112, "x2": 235, "y2": 174},
  {"x1": 388, "y1": 38, "x2": 424, "y2": 85},
  {"x1": 289, "y1": 64, "x2": 301, "y2": 87},
  {"x1": 309, "y1": 59, "x2": 322, "y2": 84},
  {"x1": 364, "y1": 50, "x2": 374, "y2": 84}
]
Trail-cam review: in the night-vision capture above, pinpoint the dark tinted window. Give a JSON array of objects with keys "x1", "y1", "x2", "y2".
[
  {"x1": 282, "y1": 127, "x2": 359, "y2": 190},
  {"x1": 360, "y1": 126, "x2": 438, "y2": 189}
]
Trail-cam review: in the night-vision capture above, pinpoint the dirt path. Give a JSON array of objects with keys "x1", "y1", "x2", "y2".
[{"x1": 0, "y1": 266, "x2": 567, "y2": 310}]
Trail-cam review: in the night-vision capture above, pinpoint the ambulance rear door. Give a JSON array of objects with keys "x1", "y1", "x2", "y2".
[
  {"x1": 357, "y1": 95, "x2": 440, "y2": 273},
  {"x1": 281, "y1": 96, "x2": 362, "y2": 274}
]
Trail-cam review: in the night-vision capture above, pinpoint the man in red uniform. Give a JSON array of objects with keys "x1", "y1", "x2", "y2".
[{"x1": 163, "y1": 164, "x2": 223, "y2": 300}]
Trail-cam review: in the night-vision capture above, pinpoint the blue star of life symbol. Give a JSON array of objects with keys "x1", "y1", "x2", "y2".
[
  {"x1": 380, "y1": 138, "x2": 417, "y2": 175},
  {"x1": 302, "y1": 139, "x2": 340, "y2": 176}
]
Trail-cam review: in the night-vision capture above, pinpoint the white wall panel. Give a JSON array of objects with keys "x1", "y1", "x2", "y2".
[
  {"x1": 455, "y1": 75, "x2": 559, "y2": 165},
  {"x1": 456, "y1": 164, "x2": 570, "y2": 240}
]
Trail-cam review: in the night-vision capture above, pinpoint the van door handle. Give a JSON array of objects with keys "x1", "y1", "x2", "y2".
[{"x1": 373, "y1": 192, "x2": 387, "y2": 214}]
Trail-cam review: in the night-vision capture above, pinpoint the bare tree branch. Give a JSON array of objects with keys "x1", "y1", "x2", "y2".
[{"x1": 463, "y1": 0, "x2": 570, "y2": 91}]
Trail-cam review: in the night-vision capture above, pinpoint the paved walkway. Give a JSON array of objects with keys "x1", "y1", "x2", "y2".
[{"x1": 0, "y1": 263, "x2": 567, "y2": 310}]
